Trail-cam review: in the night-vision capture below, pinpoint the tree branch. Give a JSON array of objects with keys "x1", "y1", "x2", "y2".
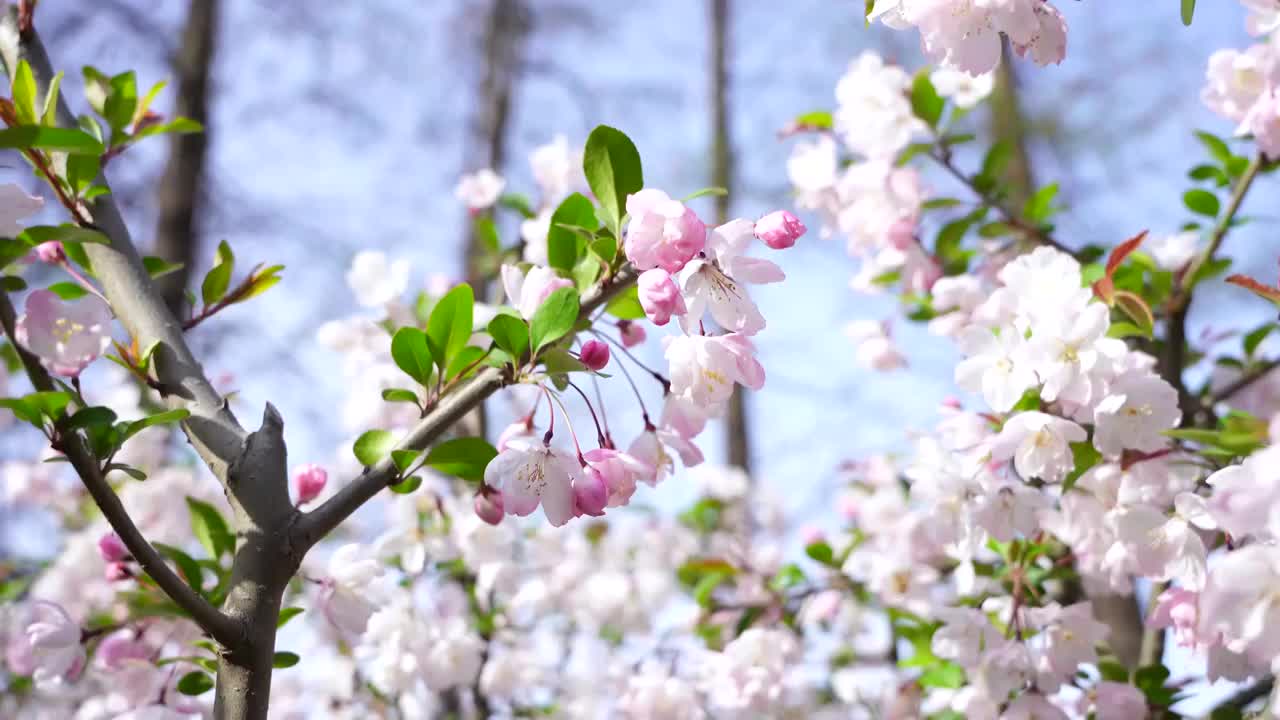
[
  {"x1": 0, "y1": 8, "x2": 248, "y2": 485},
  {"x1": 0, "y1": 293, "x2": 240, "y2": 647},
  {"x1": 1180, "y1": 152, "x2": 1264, "y2": 300},
  {"x1": 1211, "y1": 358, "x2": 1280, "y2": 405},
  {"x1": 294, "y1": 266, "x2": 639, "y2": 549}
]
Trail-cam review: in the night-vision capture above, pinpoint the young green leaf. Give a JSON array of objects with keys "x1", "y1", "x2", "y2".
[
  {"x1": 529, "y1": 286, "x2": 580, "y2": 353},
  {"x1": 389, "y1": 475, "x2": 423, "y2": 494},
  {"x1": 0, "y1": 126, "x2": 104, "y2": 154},
  {"x1": 583, "y1": 125, "x2": 643, "y2": 237},
  {"x1": 390, "y1": 327, "x2": 434, "y2": 386},
  {"x1": 142, "y1": 256, "x2": 184, "y2": 279},
  {"x1": 201, "y1": 241, "x2": 235, "y2": 306},
  {"x1": 487, "y1": 313, "x2": 530, "y2": 359},
  {"x1": 122, "y1": 408, "x2": 190, "y2": 441},
  {"x1": 176, "y1": 671, "x2": 214, "y2": 696},
  {"x1": 154, "y1": 543, "x2": 204, "y2": 592},
  {"x1": 272, "y1": 652, "x2": 301, "y2": 669},
  {"x1": 277, "y1": 607, "x2": 305, "y2": 628},
  {"x1": 11, "y1": 60, "x2": 38, "y2": 125},
  {"x1": 424, "y1": 437, "x2": 499, "y2": 484},
  {"x1": 426, "y1": 284, "x2": 474, "y2": 372},
  {"x1": 186, "y1": 498, "x2": 235, "y2": 559},
  {"x1": 1183, "y1": 189, "x2": 1220, "y2": 217},
  {"x1": 1181, "y1": 0, "x2": 1196, "y2": 25},
  {"x1": 104, "y1": 71, "x2": 139, "y2": 133},
  {"x1": 910, "y1": 71, "x2": 944, "y2": 127},
  {"x1": 604, "y1": 286, "x2": 645, "y2": 320},
  {"x1": 353, "y1": 429, "x2": 396, "y2": 466},
  {"x1": 547, "y1": 193, "x2": 598, "y2": 272}
]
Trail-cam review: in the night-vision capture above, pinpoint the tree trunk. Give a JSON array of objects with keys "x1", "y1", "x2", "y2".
[
  {"x1": 709, "y1": 0, "x2": 751, "y2": 476},
  {"x1": 153, "y1": 0, "x2": 219, "y2": 315}
]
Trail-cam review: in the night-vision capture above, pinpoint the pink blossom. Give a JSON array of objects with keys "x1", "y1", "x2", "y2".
[
  {"x1": 0, "y1": 183, "x2": 43, "y2": 237},
  {"x1": 664, "y1": 333, "x2": 765, "y2": 411},
  {"x1": 754, "y1": 210, "x2": 806, "y2": 250},
  {"x1": 624, "y1": 189, "x2": 706, "y2": 273},
  {"x1": 98, "y1": 532, "x2": 128, "y2": 563},
  {"x1": 483, "y1": 441, "x2": 580, "y2": 527},
  {"x1": 1094, "y1": 682, "x2": 1147, "y2": 720},
  {"x1": 579, "y1": 339, "x2": 610, "y2": 371},
  {"x1": 292, "y1": 463, "x2": 328, "y2": 505},
  {"x1": 497, "y1": 420, "x2": 535, "y2": 452},
  {"x1": 15, "y1": 290, "x2": 113, "y2": 377},
  {"x1": 105, "y1": 562, "x2": 131, "y2": 582},
  {"x1": 637, "y1": 268, "x2": 686, "y2": 326},
  {"x1": 95, "y1": 630, "x2": 151, "y2": 670},
  {"x1": 33, "y1": 241, "x2": 64, "y2": 264},
  {"x1": 1146, "y1": 587, "x2": 1202, "y2": 648},
  {"x1": 618, "y1": 320, "x2": 646, "y2": 348},
  {"x1": 473, "y1": 488, "x2": 504, "y2": 525},
  {"x1": 501, "y1": 264, "x2": 574, "y2": 320},
  {"x1": 1240, "y1": 88, "x2": 1280, "y2": 159},
  {"x1": 582, "y1": 448, "x2": 653, "y2": 507}
]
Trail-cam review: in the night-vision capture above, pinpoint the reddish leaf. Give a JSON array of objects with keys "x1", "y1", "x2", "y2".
[
  {"x1": 1105, "y1": 230, "x2": 1149, "y2": 280},
  {"x1": 1226, "y1": 274, "x2": 1280, "y2": 306},
  {"x1": 1091, "y1": 277, "x2": 1114, "y2": 305},
  {"x1": 1113, "y1": 290, "x2": 1155, "y2": 336}
]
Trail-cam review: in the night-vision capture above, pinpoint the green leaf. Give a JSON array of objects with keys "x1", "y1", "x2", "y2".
[
  {"x1": 1097, "y1": 659, "x2": 1129, "y2": 683},
  {"x1": 540, "y1": 347, "x2": 589, "y2": 377},
  {"x1": 186, "y1": 498, "x2": 235, "y2": 559},
  {"x1": 381, "y1": 388, "x2": 420, "y2": 405},
  {"x1": 390, "y1": 327, "x2": 434, "y2": 386},
  {"x1": 64, "y1": 405, "x2": 117, "y2": 431},
  {"x1": 142, "y1": 256, "x2": 183, "y2": 279},
  {"x1": 0, "y1": 126, "x2": 104, "y2": 154},
  {"x1": 805, "y1": 541, "x2": 835, "y2": 566},
  {"x1": 474, "y1": 216, "x2": 499, "y2": 253},
  {"x1": 1183, "y1": 189, "x2": 1220, "y2": 217},
  {"x1": 19, "y1": 225, "x2": 109, "y2": 247},
  {"x1": 604, "y1": 286, "x2": 645, "y2": 320},
  {"x1": 910, "y1": 71, "x2": 944, "y2": 127},
  {"x1": 391, "y1": 449, "x2": 420, "y2": 473},
  {"x1": 792, "y1": 110, "x2": 833, "y2": 130},
  {"x1": 446, "y1": 344, "x2": 487, "y2": 381},
  {"x1": 530, "y1": 286, "x2": 579, "y2": 353},
  {"x1": 1244, "y1": 324, "x2": 1274, "y2": 357},
  {"x1": 1181, "y1": 0, "x2": 1196, "y2": 25},
  {"x1": 919, "y1": 662, "x2": 965, "y2": 689},
  {"x1": 104, "y1": 71, "x2": 138, "y2": 133},
  {"x1": 176, "y1": 671, "x2": 214, "y2": 696},
  {"x1": 41, "y1": 71, "x2": 63, "y2": 126},
  {"x1": 389, "y1": 475, "x2": 422, "y2": 494},
  {"x1": 424, "y1": 437, "x2": 498, "y2": 484},
  {"x1": 426, "y1": 284, "x2": 474, "y2": 372},
  {"x1": 769, "y1": 563, "x2": 807, "y2": 592},
  {"x1": 200, "y1": 240, "x2": 234, "y2": 306},
  {"x1": 1063, "y1": 441, "x2": 1101, "y2": 492},
  {"x1": 590, "y1": 235, "x2": 617, "y2": 263},
  {"x1": 573, "y1": 253, "x2": 601, "y2": 291},
  {"x1": 498, "y1": 192, "x2": 536, "y2": 219},
  {"x1": 25, "y1": 391, "x2": 72, "y2": 421},
  {"x1": 46, "y1": 281, "x2": 88, "y2": 300},
  {"x1": 277, "y1": 607, "x2": 305, "y2": 628},
  {"x1": 122, "y1": 408, "x2": 189, "y2": 441},
  {"x1": 582, "y1": 125, "x2": 643, "y2": 237},
  {"x1": 1022, "y1": 183, "x2": 1060, "y2": 223},
  {"x1": 353, "y1": 429, "x2": 396, "y2": 467},
  {"x1": 694, "y1": 570, "x2": 732, "y2": 607},
  {"x1": 154, "y1": 543, "x2": 204, "y2": 592},
  {"x1": 272, "y1": 651, "x2": 300, "y2": 669},
  {"x1": 681, "y1": 186, "x2": 728, "y2": 202},
  {"x1": 0, "y1": 239, "x2": 31, "y2": 271},
  {"x1": 547, "y1": 193, "x2": 598, "y2": 272},
  {"x1": 980, "y1": 141, "x2": 1012, "y2": 182},
  {"x1": 487, "y1": 314, "x2": 530, "y2": 359},
  {"x1": 11, "y1": 60, "x2": 38, "y2": 125},
  {"x1": 0, "y1": 276, "x2": 26, "y2": 292},
  {"x1": 1194, "y1": 131, "x2": 1233, "y2": 166}
]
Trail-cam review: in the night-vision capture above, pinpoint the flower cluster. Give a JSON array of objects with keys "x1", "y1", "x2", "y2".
[{"x1": 868, "y1": 0, "x2": 1068, "y2": 75}]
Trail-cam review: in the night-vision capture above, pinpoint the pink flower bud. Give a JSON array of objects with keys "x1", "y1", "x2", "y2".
[
  {"x1": 573, "y1": 467, "x2": 609, "y2": 517},
  {"x1": 98, "y1": 532, "x2": 128, "y2": 563},
  {"x1": 754, "y1": 210, "x2": 806, "y2": 250},
  {"x1": 637, "y1": 268, "x2": 686, "y2": 326},
  {"x1": 618, "y1": 320, "x2": 646, "y2": 348},
  {"x1": 800, "y1": 525, "x2": 826, "y2": 546},
  {"x1": 105, "y1": 562, "x2": 131, "y2": 582},
  {"x1": 34, "y1": 241, "x2": 65, "y2": 264},
  {"x1": 885, "y1": 217, "x2": 916, "y2": 250},
  {"x1": 474, "y1": 489, "x2": 504, "y2": 525},
  {"x1": 579, "y1": 340, "x2": 610, "y2": 372},
  {"x1": 292, "y1": 463, "x2": 328, "y2": 505},
  {"x1": 838, "y1": 494, "x2": 858, "y2": 521}
]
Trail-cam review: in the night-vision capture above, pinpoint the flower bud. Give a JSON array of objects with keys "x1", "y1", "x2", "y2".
[
  {"x1": 637, "y1": 268, "x2": 686, "y2": 326},
  {"x1": 474, "y1": 489, "x2": 504, "y2": 525},
  {"x1": 618, "y1": 320, "x2": 646, "y2": 348},
  {"x1": 579, "y1": 340, "x2": 610, "y2": 372},
  {"x1": 98, "y1": 532, "x2": 127, "y2": 563},
  {"x1": 754, "y1": 210, "x2": 806, "y2": 250},
  {"x1": 104, "y1": 562, "x2": 131, "y2": 582},
  {"x1": 34, "y1": 241, "x2": 65, "y2": 264},
  {"x1": 573, "y1": 468, "x2": 609, "y2": 517},
  {"x1": 292, "y1": 463, "x2": 328, "y2": 505}
]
